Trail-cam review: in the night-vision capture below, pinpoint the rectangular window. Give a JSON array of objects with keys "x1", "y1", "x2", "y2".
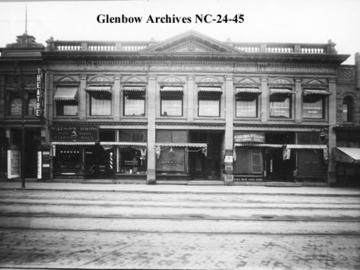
[
  {"x1": 303, "y1": 95, "x2": 325, "y2": 119},
  {"x1": 9, "y1": 95, "x2": 22, "y2": 116},
  {"x1": 27, "y1": 93, "x2": 36, "y2": 116},
  {"x1": 236, "y1": 94, "x2": 258, "y2": 118},
  {"x1": 198, "y1": 99, "x2": 220, "y2": 117},
  {"x1": 89, "y1": 92, "x2": 112, "y2": 116},
  {"x1": 124, "y1": 92, "x2": 145, "y2": 116},
  {"x1": 161, "y1": 93, "x2": 183, "y2": 116},
  {"x1": 56, "y1": 100, "x2": 78, "y2": 116},
  {"x1": 270, "y1": 94, "x2": 291, "y2": 118}
]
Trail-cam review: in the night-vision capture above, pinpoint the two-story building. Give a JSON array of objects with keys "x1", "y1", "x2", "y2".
[{"x1": 1, "y1": 30, "x2": 356, "y2": 185}]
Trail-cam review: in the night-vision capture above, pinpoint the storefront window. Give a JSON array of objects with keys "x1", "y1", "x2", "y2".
[
  {"x1": 56, "y1": 100, "x2": 78, "y2": 116},
  {"x1": 124, "y1": 92, "x2": 145, "y2": 116},
  {"x1": 89, "y1": 92, "x2": 112, "y2": 116},
  {"x1": 161, "y1": 94, "x2": 183, "y2": 116},
  {"x1": 55, "y1": 146, "x2": 82, "y2": 171},
  {"x1": 303, "y1": 95, "x2": 325, "y2": 119},
  {"x1": 236, "y1": 94, "x2": 258, "y2": 118},
  {"x1": 270, "y1": 94, "x2": 291, "y2": 118}
]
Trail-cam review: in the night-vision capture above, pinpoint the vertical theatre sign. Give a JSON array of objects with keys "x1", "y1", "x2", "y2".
[{"x1": 35, "y1": 68, "x2": 44, "y2": 118}]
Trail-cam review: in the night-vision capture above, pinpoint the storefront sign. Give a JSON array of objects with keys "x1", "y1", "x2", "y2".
[
  {"x1": 35, "y1": 68, "x2": 44, "y2": 118},
  {"x1": 234, "y1": 132, "x2": 265, "y2": 143},
  {"x1": 7, "y1": 149, "x2": 20, "y2": 179},
  {"x1": 51, "y1": 126, "x2": 99, "y2": 142}
]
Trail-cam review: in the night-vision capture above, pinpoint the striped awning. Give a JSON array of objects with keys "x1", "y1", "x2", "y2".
[
  {"x1": 123, "y1": 86, "x2": 146, "y2": 92},
  {"x1": 160, "y1": 86, "x2": 183, "y2": 92},
  {"x1": 335, "y1": 147, "x2": 360, "y2": 163},
  {"x1": 286, "y1": 144, "x2": 327, "y2": 150},
  {"x1": 100, "y1": 142, "x2": 147, "y2": 147},
  {"x1": 54, "y1": 87, "x2": 78, "y2": 101},
  {"x1": 236, "y1": 88, "x2": 262, "y2": 94},
  {"x1": 86, "y1": 86, "x2": 112, "y2": 93},
  {"x1": 235, "y1": 143, "x2": 283, "y2": 148},
  {"x1": 304, "y1": 89, "x2": 331, "y2": 96},
  {"x1": 270, "y1": 88, "x2": 293, "y2": 94},
  {"x1": 155, "y1": 143, "x2": 207, "y2": 148},
  {"x1": 52, "y1": 142, "x2": 95, "y2": 145},
  {"x1": 198, "y1": 86, "x2": 222, "y2": 93}
]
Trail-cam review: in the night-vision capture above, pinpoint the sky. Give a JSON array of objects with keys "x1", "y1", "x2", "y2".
[{"x1": 0, "y1": 0, "x2": 359, "y2": 64}]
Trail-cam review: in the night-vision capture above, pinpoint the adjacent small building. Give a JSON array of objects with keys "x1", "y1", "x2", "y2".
[{"x1": 0, "y1": 30, "x2": 359, "y2": 185}]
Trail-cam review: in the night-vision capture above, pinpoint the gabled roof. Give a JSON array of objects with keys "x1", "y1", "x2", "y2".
[{"x1": 140, "y1": 30, "x2": 240, "y2": 54}]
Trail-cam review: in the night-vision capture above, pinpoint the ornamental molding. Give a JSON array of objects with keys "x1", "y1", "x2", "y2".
[
  {"x1": 195, "y1": 76, "x2": 224, "y2": 85},
  {"x1": 87, "y1": 75, "x2": 113, "y2": 83},
  {"x1": 121, "y1": 75, "x2": 147, "y2": 84},
  {"x1": 268, "y1": 77, "x2": 294, "y2": 85},
  {"x1": 158, "y1": 75, "x2": 185, "y2": 85},
  {"x1": 54, "y1": 75, "x2": 79, "y2": 83},
  {"x1": 234, "y1": 77, "x2": 260, "y2": 85}
]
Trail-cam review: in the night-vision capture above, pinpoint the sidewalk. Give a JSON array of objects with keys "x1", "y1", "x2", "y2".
[{"x1": 1, "y1": 180, "x2": 360, "y2": 195}]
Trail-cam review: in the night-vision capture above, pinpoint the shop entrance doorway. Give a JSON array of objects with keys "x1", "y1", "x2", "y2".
[{"x1": 189, "y1": 131, "x2": 223, "y2": 180}]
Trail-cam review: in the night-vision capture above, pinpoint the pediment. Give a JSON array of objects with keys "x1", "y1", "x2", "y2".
[
  {"x1": 142, "y1": 30, "x2": 239, "y2": 54},
  {"x1": 54, "y1": 75, "x2": 79, "y2": 83}
]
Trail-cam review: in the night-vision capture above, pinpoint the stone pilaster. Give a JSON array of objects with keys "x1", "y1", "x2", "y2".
[
  {"x1": 113, "y1": 75, "x2": 121, "y2": 121},
  {"x1": 0, "y1": 75, "x2": 5, "y2": 119},
  {"x1": 79, "y1": 75, "x2": 86, "y2": 120},
  {"x1": 187, "y1": 75, "x2": 195, "y2": 121},
  {"x1": 295, "y1": 78, "x2": 302, "y2": 123},
  {"x1": 224, "y1": 75, "x2": 234, "y2": 184},
  {"x1": 261, "y1": 77, "x2": 268, "y2": 122},
  {"x1": 115, "y1": 130, "x2": 120, "y2": 173},
  {"x1": 328, "y1": 79, "x2": 337, "y2": 184},
  {"x1": 147, "y1": 75, "x2": 156, "y2": 184}
]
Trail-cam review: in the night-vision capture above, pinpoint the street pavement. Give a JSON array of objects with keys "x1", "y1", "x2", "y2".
[{"x1": 0, "y1": 181, "x2": 359, "y2": 269}]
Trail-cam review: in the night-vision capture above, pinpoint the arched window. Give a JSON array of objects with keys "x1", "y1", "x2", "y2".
[{"x1": 342, "y1": 96, "x2": 354, "y2": 122}]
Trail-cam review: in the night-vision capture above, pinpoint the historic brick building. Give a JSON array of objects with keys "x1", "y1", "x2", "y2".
[{"x1": 1, "y1": 30, "x2": 358, "y2": 185}]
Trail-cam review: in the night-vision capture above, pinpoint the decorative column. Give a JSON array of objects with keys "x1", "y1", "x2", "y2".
[
  {"x1": 79, "y1": 75, "x2": 87, "y2": 120},
  {"x1": 224, "y1": 75, "x2": 234, "y2": 184},
  {"x1": 146, "y1": 75, "x2": 156, "y2": 184},
  {"x1": 113, "y1": 75, "x2": 121, "y2": 121},
  {"x1": 328, "y1": 79, "x2": 337, "y2": 184},
  {"x1": 260, "y1": 77, "x2": 269, "y2": 122},
  {"x1": 295, "y1": 78, "x2": 302, "y2": 123},
  {"x1": 187, "y1": 75, "x2": 195, "y2": 121}
]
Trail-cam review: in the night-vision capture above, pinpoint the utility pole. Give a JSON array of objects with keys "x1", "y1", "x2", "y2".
[{"x1": 18, "y1": 63, "x2": 25, "y2": 189}]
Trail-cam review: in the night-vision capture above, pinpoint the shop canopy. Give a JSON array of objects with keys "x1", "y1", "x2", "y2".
[
  {"x1": 100, "y1": 142, "x2": 147, "y2": 147},
  {"x1": 54, "y1": 87, "x2": 78, "y2": 101},
  {"x1": 236, "y1": 88, "x2": 262, "y2": 94},
  {"x1": 270, "y1": 88, "x2": 293, "y2": 94},
  {"x1": 86, "y1": 86, "x2": 112, "y2": 93},
  {"x1": 122, "y1": 85, "x2": 146, "y2": 92},
  {"x1": 303, "y1": 89, "x2": 331, "y2": 96},
  {"x1": 52, "y1": 142, "x2": 96, "y2": 145},
  {"x1": 285, "y1": 144, "x2": 327, "y2": 150},
  {"x1": 234, "y1": 143, "x2": 283, "y2": 148},
  {"x1": 335, "y1": 147, "x2": 360, "y2": 164},
  {"x1": 155, "y1": 143, "x2": 207, "y2": 148}
]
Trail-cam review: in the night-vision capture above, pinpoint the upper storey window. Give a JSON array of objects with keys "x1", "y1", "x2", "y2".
[
  {"x1": 342, "y1": 96, "x2": 354, "y2": 123},
  {"x1": 302, "y1": 89, "x2": 329, "y2": 119},
  {"x1": 269, "y1": 88, "x2": 292, "y2": 119},
  {"x1": 54, "y1": 86, "x2": 78, "y2": 116},
  {"x1": 197, "y1": 86, "x2": 222, "y2": 117},
  {"x1": 87, "y1": 86, "x2": 112, "y2": 116},
  {"x1": 123, "y1": 85, "x2": 146, "y2": 116},
  {"x1": 235, "y1": 87, "x2": 261, "y2": 118},
  {"x1": 160, "y1": 86, "x2": 183, "y2": 117}
]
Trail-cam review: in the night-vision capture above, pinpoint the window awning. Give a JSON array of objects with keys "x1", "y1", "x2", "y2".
[
  {"x1": 54, "y1": 87, "x2": 78, "y2": 101},
  {"x1": 286, "y1": 144, "x2": 327, "y2": 150},
  {"x1": 335, "y1": 147, "x2": 360, "y2": 164},
  {"x1": 160, "y1": 86, "x2": 183, "y2": 92},
  {"x1": 86, "y1": 86, "x2": 112, "y2": 93},
  {"x1": 198, "y1": 86, "x2": 222, "y2": 93},
  {"x1": 304, "y1": 89, "x2": 331, "y2": 96},
  {"x1": 155, "y1": 143, "x2": 207, "y2": 148},
  {"x1": 270, "y1": 88, "x2": 293, "y2": 95},
  {"x1": 123, "y1": 86, "x2": 146, "y2": 92},
  {"x1": 234, "y1": 143, "x2": 283, "y2": 148},
  {"x1": 52, "y1": 142, "x2": 96, "y2": 145},
  {"x1": 100, "y1": 142, "x2": 147, "y2": 147},
  {"x1": 236, "y1": 88, "x2": 262, "y2": 94}
]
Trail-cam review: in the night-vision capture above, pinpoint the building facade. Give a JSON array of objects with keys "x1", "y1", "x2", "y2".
[{"x1": 1, "y1": 31, "x2": 358, "y2": 184}]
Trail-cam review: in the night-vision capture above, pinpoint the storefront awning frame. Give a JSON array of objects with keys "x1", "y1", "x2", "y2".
[
  {"x1": 335, "y1": 147, "x2": 360, "y2": 164},
  {"x1": 234, "y1": 143, "x2": 283, "y2": 148},
  {"x1": 51, "y1": 142, "x2": 96, "y2": 145},
  {"x1": 100, "y1": 142, "x2": 147, "y2": 147},
  {"x1": 155, "y1": 143, "x2": 207, "y2": 148}
]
